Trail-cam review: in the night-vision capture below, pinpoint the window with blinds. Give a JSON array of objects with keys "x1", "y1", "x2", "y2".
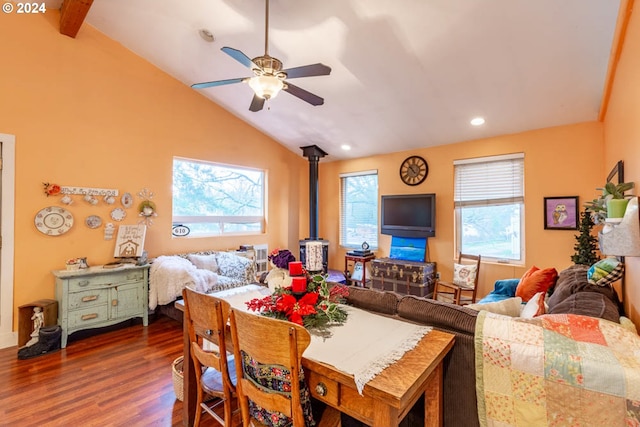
[
  {"x1": 454, "y1": 154, "x2": 524, "y2": 263},
  {"x1": 339, "y1": 171, "x2": 378, "y2": 249}
]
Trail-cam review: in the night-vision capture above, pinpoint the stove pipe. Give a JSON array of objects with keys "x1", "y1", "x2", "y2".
[{"x1": 301, "y1": 145, "x2": 327, "y2": 239}]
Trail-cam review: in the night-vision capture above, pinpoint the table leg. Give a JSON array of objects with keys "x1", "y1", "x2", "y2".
[
  {"x1": 424, "y1": 363, "x2": 444, "y2": 427},
  {"x1": 182, "y1": 312, "x2": 197, "y2": 426}
]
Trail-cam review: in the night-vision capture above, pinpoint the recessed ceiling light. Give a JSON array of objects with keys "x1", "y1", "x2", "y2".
[
  {"x1": 470, "y1": 117, "x2": 485, "y2": 126},
  {"x1": 341, "y1": 144, "x2": 351, "y2": 151},
  {"x1": 199, "y1": 29, "x2": 215, "y2": 43}
]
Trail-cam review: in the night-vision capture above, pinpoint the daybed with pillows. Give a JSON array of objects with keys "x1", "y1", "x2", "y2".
[{"x1": 149, "y1": 250, "x2": 256, "y2": 311}]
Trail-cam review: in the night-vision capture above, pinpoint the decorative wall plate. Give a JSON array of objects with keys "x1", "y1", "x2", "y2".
[
  {"x1": 110, "y1": 208, "x2": 126, "y2": 221},
  {"x1": 85, "y1": 215, "x2": 103, "y2": 229},
  {"x1": 35, "y1": 206, "x2": 74, "y2": 236},
  {"x1": 121, "y1": 193, "x2": 133, "y2": 208}
]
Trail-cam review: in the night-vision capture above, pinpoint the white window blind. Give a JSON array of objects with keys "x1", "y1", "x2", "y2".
[
  {"x1": 453, "y1": 153, "x2": 524, "y2": 263},
  {"x1": 454, "y1": 154, "x2": 524, "y2": 206}
]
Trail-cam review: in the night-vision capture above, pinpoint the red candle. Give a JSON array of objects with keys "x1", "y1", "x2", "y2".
[
  {"x1": 289, "y1": 261, "x2": 303, "y2": 276},
  {"x1": 292, "y1": 276, "x2": 307, "y2": 293}
]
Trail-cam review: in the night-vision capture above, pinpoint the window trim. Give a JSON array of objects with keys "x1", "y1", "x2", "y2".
[
  {"x1": 172, "y1": 157, "x2": 266, "y2": 237},
  {"x1": 453, "y1": 153, "x2": 525, "y2": 264},
  {"x1": 339, "y1": 170, "x2": 379, "y2": 250}
]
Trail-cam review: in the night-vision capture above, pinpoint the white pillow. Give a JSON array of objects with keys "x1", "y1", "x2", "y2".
[
  {"x1": 187, "y1": 254, "x2": 219, "y2": 273},
  {"x1": 453, "y1": 263, "x2": 478, "y2": 288},
  {"x1": 466, "y1": 297, "x2": 523, "y2": 317},
  {"x1": 520, "y1": 291, "x2": 546, "y2": 319}
]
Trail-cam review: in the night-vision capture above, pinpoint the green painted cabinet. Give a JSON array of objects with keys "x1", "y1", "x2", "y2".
[{"x1": 53, "y1": 264, "x2": 149, "y2": 348}]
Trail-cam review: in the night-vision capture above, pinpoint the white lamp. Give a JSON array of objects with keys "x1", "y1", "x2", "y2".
[{"x1": 248, "y1": 75, "x2": 284, "y2": 100}]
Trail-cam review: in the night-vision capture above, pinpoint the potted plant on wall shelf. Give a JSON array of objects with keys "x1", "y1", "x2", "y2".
[{"x1": 584, "y1": 181, "x2": 635, "y2": 225}]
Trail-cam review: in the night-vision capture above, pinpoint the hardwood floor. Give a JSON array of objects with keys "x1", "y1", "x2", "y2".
[{"x1": 0, "y1": 315, "x2": 221, "y2": 427}]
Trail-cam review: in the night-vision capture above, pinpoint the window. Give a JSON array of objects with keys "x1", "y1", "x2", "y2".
[
  {"x1": 340, "y1": 171, "x2": 378, "y2": 249},
  {"x1": 172, "y1": 157, "x2": 265, "y2": 236},
  {"x1": 454, "y1": 154, "x2": 524, "y2": 263}
]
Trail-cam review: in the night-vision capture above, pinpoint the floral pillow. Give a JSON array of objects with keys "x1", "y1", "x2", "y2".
[
  {"x1": 453, "y1": 263, "x2": 478, "y2": 288},
  {"x1": 241, "y1": 351, "x2": 315, "y2": 427},
  {"x1": 215, "y1": 251, "x2": 255, "y2": 282}
]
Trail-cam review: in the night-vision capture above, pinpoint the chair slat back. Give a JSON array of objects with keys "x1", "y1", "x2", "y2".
[
  {"x1": 182, "y1": 288, "x2": 233, "y2": 385},
  {"x1": 229, "y1": 308, "x2": 311, "y2": 427}
]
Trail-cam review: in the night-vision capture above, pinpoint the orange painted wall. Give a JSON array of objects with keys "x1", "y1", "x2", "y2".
[
  {"x1": 0, "y1": 12, "x2": 307, "y2": 329},
  {"x1": 319, "y1": 122, "x2": 605, "y2": 300},
  {"x1": 603, "y1": 3, "x2": 640, "y2": 328},
  {"x1": 3, "y1": 7, "x2": 637, "y2": 332}
]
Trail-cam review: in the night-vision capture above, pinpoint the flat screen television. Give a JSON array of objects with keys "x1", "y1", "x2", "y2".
[{"x1": 381, "y1": 193, "x2": 435, "y2": 238}]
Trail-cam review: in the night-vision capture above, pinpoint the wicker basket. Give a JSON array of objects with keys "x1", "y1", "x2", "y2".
[{"x1": 172, "y1": 356, "x2": 184, "y2": 401}]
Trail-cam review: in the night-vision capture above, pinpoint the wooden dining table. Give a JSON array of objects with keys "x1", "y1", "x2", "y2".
[{"x1": 176, "y1": 286, "x2": 454, "y2": 427}]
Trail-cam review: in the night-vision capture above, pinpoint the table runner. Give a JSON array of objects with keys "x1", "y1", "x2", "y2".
[{"x1": 213, "y1": 285, "x2": 432, "y2": 394}]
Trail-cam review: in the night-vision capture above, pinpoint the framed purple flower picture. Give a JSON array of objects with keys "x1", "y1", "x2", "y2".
[{"x1": 544, "y1": 196, "x2": 579, "y2": 230}]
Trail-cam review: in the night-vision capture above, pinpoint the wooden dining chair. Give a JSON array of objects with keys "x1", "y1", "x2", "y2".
[
  {"x1": 182, "y1": 288, "x2": 239, "y2": 427},
  {"x1": 432, "y1": 253, "x2": 481, "y2": 305},
  {"x1": 229, "y1": 308, "x2": 314, "y2": 427}
]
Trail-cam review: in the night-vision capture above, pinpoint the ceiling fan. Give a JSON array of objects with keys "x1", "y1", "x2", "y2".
[{"x1": 191, "y1": 0, "x2": 331, "y2": 112}]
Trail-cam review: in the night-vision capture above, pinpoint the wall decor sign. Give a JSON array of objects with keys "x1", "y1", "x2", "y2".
[
  {"x1": 113, "y1": 224, "x2": 147, "y2": 258},
  {"x1": 59, "y1": 186, "x2": 119, "y2": 197},
  {"x1": 544, "y1": 196, "x2": 579, "y2": 230}
]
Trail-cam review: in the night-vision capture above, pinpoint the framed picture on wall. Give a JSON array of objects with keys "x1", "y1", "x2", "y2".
[{"x1": 544, "y1": 196, "x2": 579, "y2": 230}]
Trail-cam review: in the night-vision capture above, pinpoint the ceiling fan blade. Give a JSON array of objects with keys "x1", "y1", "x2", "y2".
[
  {"x1": 249, "y1": 94, "x2": 265, "y2": 112},
  {"x1": 191, "y1": 77, "x2": 246, "y2": 89},
  {"x1": 283, "y1": 82, "x2": 324, "y2": 106},
  {"x1": 283, "y1": 63, "x2": 331, "y2": 79},
  {"x1": 221, "y1": 47, "x2": 261, "y2": 70}
]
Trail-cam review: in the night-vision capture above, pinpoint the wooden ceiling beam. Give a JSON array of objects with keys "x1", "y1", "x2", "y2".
[{"x1": 60, "y1": 0, "x2": 95, "y2": 38}]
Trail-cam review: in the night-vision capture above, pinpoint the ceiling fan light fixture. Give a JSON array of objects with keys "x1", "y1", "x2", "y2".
[{"x1": 248, "y1": 75, "x2": 284, "y2": 99}]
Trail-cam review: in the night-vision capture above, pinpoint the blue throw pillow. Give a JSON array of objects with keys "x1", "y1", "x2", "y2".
[{"x1": 492, "y1": 279, "x2": 520, "y2": 297}]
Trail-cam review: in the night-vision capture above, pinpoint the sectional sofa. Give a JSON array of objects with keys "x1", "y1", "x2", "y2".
[{"x1": 339, "y1": 263, "x2": 638, "y2": 427}]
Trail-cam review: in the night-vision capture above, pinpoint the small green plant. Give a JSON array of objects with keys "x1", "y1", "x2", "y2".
[
  {"x1": 571, "y1": 211, "x2": 600, "y2": 266},
  {"x1": 584, "y1": 181, "x2": 634, "y2": 224}
]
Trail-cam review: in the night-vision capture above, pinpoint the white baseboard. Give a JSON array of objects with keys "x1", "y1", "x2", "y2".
[{"x1": 0, "y1": 331, "x2": 17, "y2": 349}]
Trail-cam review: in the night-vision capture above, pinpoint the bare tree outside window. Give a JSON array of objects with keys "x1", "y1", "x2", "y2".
[
  {"x1": 173, "y1": 158, "x2": 265, "y2": 236},
  {"x1": 340, "y1": 172, "x2": 378, "y2": 249}
]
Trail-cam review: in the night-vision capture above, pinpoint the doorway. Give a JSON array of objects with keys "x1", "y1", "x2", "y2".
[{"x1": 0, "y1": 134, "x2": 16, "y2": 348}]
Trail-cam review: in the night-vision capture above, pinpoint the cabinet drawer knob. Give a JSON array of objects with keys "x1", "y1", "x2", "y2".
[
  {"x1": 315, "y1": 382, "x2": 327, "y2": 397},
  {"x1": 112, "y1": 299, "x2": 118, "y2": 306},
  {"x1": 81, "y1": 295, "x2": 98, "y2": 302},
  {"x1": 81, "y1": 313, "x2": 98, "y2": 321},
  {"x1": 78, "y1": 280, "x2": 90, "y2": 287}
]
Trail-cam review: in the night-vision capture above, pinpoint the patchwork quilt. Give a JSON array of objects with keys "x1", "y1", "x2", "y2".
[{"x1": 475, "y1": 311, "x2": 640, "y2": 427}]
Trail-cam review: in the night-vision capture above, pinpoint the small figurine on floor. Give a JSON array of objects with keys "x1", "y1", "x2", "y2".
[
  {"x1": 24, "y1": 307, "x2": 44, "y2": 347},
  {"x1": 264, "y1": 249, "x2": 295, "y2": 292}
]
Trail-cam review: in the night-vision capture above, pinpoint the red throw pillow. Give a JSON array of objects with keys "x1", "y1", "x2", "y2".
[{"x1": 516, "y1": 266, "x2": 558, "y2": 302}]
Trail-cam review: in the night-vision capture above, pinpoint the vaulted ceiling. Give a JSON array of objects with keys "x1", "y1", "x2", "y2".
[{"x1": 54, "y1": 0, "x2": 621, "y2": 160}]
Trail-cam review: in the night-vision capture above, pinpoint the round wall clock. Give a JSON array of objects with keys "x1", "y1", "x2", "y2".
[{"x1": 399, "y1": 155, "x2": 428, "y2": 186}]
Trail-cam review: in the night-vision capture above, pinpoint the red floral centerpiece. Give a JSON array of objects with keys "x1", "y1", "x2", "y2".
[{"x1": 246, "y1": 273, "x2": 349, "y2": 330}]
